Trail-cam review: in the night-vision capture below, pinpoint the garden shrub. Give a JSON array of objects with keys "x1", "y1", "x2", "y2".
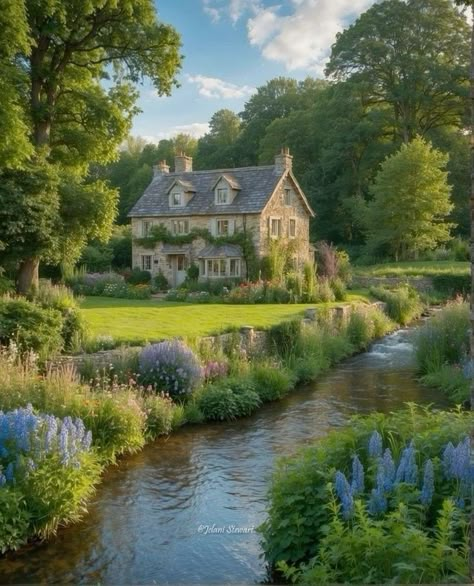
[
  {"x1": 142, "y1": 393, "x2": 178, "y2": 438},
  {"x1": 153, "y1": 270, "x2": 169, "y2": 291},
  {"x1": 66, "y1": 271, "x2": 151, "y2": 299},
  {"x1": 0, "y1": 275, "x2": 14, "y2": 295},
  {"x1": 138, "y1": 340, "x2": 203, "y2": 399},
  {"x1": 232, "y1": 389, "x2": 262, "y2": 417},
  {"x1": 318, "y1": 278, "x2": 335, "y2": 302},
  {"x1": 422, "y1": 365, "x2": 469, "y2": 404},
  {"x1": 183, "y1": 401, "x2": 205, "y2": 425},
  {"x1": 250, "y1": 363, "x2": 295, "y2": 402},
  {"x1": 0, "y1": 297, "x2": 64, "y2": 358},
  {"x1": 370, "y1": 285, "x2": 423, "y2": 325},
  {"x1": 302, "y1": 262, "x2": 318, "y2": 302},
  {"x1": 127, "y1": 267, "x2": 151, "y2": 285},
  {"x1": 0, "y1": 489, "x2": 31, "y2": 553},
  {"x1": 260, "y1": 406, "x2": 473, "y2": 576},
  {"x1": 197, "y1": 385, "x2": 238, "y2": 421},
  {"x1": 432, "y1": 273, "x2": 470, "y2": 297}
]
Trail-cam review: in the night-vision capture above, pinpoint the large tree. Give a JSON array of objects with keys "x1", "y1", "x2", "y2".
[
  {"x1": 0, "y1": 0, "x2": 181, "y2": 292},
  {"x1": 195, "y1": 109, "x2": 241, "y2": 170},
  {"x1": 326, "y1": 0, "x2": 470, "y2": 143},
  {"x1": 365, "y1": 137, "x2": 454, "y2": 260}
]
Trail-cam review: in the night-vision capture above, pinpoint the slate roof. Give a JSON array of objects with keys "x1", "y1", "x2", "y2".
[
  {"x1": 198, "y1": 244, "x2": 243, "y2": 258},
  {"x1": 128, "y1": 165, "x2": 282, "y2": 217}
]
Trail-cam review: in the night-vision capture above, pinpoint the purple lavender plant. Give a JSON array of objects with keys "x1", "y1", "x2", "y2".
[{"x1": 139, "y1": 340, "x2": 203, "y2": 399}]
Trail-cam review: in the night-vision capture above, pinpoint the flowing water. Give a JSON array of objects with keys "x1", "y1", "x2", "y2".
[{"x1": 0, "y1": 327, "x2": 446, "y2": 585}]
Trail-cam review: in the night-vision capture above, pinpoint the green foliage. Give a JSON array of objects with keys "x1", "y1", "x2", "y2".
[
  {"x1": 370, "y1": 285, "x2": 423, "y2": 325},
  {"x1": 0, "y1": 296, "x2": 64, "y2": 358},
  {"x1": 330, "y1": 277, "x2": 347, "y2": 301},
  {"x1": 432, "y1": 273, "x2": 470, "y2": 296},
  {"x1": 288, "y1": 499, "x2": 469, "y2": 584},
  {"x1": 346, "y1": 311, "x2": 374, "y2": 350},
  {"x1": 197, "y1": 385, "x2": 238, "y2": 421},
  {"x1": 153, "y1": 270, "x2": 170, "y2": 291},
  {"x1": 415, "y1": 301, "x2": 469, "y2": 376},
  {"x1": 127, "y1": 268, "x2": 151, "y2": 285},
  {"x1": 250, "y1": 363, "x2": 295, "y2": 402},
  {"x1": 267, "y1": 319, "x2": 302, "y2": 358},
  {"x1": 0, "y1": 489, "x2": 30, "y2": 553},
  {"x1": 365, "y1": 137, "x2": 454, "y2": 260},
  {"x1": 259, "y1": 406, "x2": 473, "y2": 570},
  {"x1": 142, "y1": 393, "x2": 177, "y2": 438},
  {"x1": 422, "y1": 365, "x2": 469, "y2": 404}
]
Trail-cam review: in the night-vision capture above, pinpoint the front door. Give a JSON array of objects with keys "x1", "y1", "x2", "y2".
[{"x1": 173, "y1": 255, "x2": 187, "y2": 286}]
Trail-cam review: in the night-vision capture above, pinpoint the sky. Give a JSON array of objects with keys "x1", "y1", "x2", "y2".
[{"x1": 132, "y1": 0, "x2": 377, "y2": 142}]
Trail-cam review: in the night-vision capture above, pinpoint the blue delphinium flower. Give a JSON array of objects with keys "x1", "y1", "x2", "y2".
[
  {"x1": 380, "y1": 448, "x2": 396, "y2": 491},
  {"x1": 442, "y1": 442, "x2": 455, "y2": 478},
  {"x1": 395, "y1": 441, "x2": 418, "y2": 485},
  {"x1": 5, "y1": 462, "x2": 14, "y2": 483},
  {"x1": 335, "y1": 471, "x2": 354, "y2": 519},
  {"x1": 351, "y1": 455, "x2": 365, "y2": 495},
  {"x1": 368, "y1": 431, "x2": 383, "y2": 459},
  {"x1": 420, "y1": 459, "x2": 434, "y2": 507},
  {"x1": 442, "y1": 437, "x2": 471, "y2": 482},
  {"x1": 368, "y1": 486, "x2": 387, "y2": 515}
]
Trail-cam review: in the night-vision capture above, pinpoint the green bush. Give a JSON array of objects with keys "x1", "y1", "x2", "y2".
[
  {"x1": 197, "y1": 385, "x2": 238, "y2": 421},
  {"x1": 153, "y1": 270, "x2": 169, "y2": 291},
  {"x1": 233, "y1": 388, "x2": 262, "y2": 417},
  {"x1": 259, "y1": 406, "x2": 473, "y2": 572},
  {"x1": 142, "y1": 393, "x2": 177, "y2": 438},
  {"x1": 0, "y1": 489, "x2": 30, "y2": 553},
  {"x1": 0, "y1": 297, "x2": 64, "y2": 358},
  {"x1": 318, "y1": 278, "x2": 335, "y2": 302},
  {"x1": 415, "y1": 301, "x2": 469, "y2": 375},
  {"x1": 183, "y1": 401, "x2": 206, "y2": 424},
  {"x1": 0, "y1": 275, "x2": 14, "y2": 295},
  {"x1": 251, "y1": 363, "x2": 295, "y2": 402},
  {"x1": 127, "y1": 267, "x2": 151, "y2": 285},
  {"x1": 431, "y1": 273, "x2": 470, "y2": 297},
  {"x1": 370, "y1": 285, "x2": 423, "y2": 325}
]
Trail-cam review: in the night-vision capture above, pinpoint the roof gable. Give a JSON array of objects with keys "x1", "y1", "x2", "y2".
[{"x1": 128, "y1": 165, "x2": 312, "y2": 218}]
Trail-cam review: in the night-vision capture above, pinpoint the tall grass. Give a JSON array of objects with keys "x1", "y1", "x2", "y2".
[
  {"x1": 415, "y1": 301, "x2": 469, "y2": 403},
  {"x1": 370, "y1": 285, "x2": 423, "y2": 325}
]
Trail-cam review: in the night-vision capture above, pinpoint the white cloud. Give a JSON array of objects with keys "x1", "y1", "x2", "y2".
[
  {"x1": 247, "y1": 0, "x2": 375, "y2": 73},
  {"x1": 201, "y1": 0, "x2": 259, "y2": 24},
  {"x1": 203, "y1": 0, "x2": 221, "y2": 23},
  {"x1": 140, "y1": 123, "x2": 211, "y2": 143},
  {"x1": 186, "y1": 74, "x2": 256, "y2": 99}
]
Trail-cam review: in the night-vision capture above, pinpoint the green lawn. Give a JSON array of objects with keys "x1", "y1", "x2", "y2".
[
  {"x1": 80, "y1": 292, "x2": 371, "y2": 343},
  {"x1": 353, "y1": 260, "x2": 469, "y2": 278}
]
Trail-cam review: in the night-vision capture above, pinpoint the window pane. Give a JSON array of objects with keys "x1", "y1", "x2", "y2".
[{"x1": 172, "y1": 193, "x2": 181, "y2": 206}]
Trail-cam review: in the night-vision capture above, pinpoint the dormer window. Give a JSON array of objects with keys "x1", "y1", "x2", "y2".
[
  {"x1": 216, "y1": 188, "x2": 229, "y2": 205},
  {"x1": 171, "y1": 192, "x2": 182, "y2": 207}
]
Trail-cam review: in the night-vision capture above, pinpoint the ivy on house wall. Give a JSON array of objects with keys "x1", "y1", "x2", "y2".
[{"x1": 134, "y1": 224, "x2": 259, "y2": 279}]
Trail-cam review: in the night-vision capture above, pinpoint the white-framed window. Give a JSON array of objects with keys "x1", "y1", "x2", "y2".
[
  {"x1": 216, "y1": 188, "x2": 229, "y2": 204},
  {"x1": 217, "y1": 219, "x2": 229, "y2": 235},
  {"x1": 171, "y1": 192, "x2": 182, "y2": 207},
  {"x1": 141, "y1": 255, "x2": 152, "y2": 271},
  {"x1": 229, "y1": 258, "x2": 241, "y2": 277},
  {"x1": 270, "y1": 217, "x2": 282, "y2": 238},
  {"x1": 142, "y1": 220, "x2": 152, "y2": 237},
  {"x1": 284, "y1": 188, "x2": 292, "y2": 206},
  {"x1": 172, "y1": 219, "x2": 190, "y2": 235},
  {"x1": 289, "y1": 218, "x2": 296, "y2": 238},
  {"x1": 204, "y1": 258, "x2": 241, "y2": 278}
]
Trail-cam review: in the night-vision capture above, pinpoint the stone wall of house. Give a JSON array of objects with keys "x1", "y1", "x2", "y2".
[
  {"x1": 259, "y1": 176, "x2": 311, "y2": 265},
  {"x1": 51, "y1": 301, "x2": 387, "y2": 373},
  {"x1": 352, "y1": 276, "x2": 434, "y2": 292}
]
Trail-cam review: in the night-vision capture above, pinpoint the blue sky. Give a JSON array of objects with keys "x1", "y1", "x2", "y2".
[{"x1": 132, "y1": 0, "x2": 376, "y2": 142}]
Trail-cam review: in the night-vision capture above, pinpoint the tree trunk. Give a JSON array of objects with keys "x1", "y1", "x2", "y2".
[{"x1": 17, "y1": 258, "x2": 40, "y2": 294}]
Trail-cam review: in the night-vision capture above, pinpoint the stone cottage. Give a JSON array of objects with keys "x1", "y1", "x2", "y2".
[{"x1": 128, "y1": 148, "x2": 315, "y2": 287}]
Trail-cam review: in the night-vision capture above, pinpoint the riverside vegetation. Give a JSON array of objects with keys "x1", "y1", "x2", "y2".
[{"x1": 0, "y1": 282, "x2": 411, "y2": 552}]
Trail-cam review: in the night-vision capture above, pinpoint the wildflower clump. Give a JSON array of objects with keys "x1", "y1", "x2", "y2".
[{"x1": 138, "y1": 340, "x2": 203, "y2": 399}]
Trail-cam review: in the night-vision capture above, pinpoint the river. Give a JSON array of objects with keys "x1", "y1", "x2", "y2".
[{"x1": 0, "y1": 327, "x2": 446, "y2": 584}]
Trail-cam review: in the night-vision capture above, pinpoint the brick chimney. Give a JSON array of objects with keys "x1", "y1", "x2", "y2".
[
  {"x1": 153, "y1": 160, "x2": 170, "y2": 177},
  {"x1": 174, "y1": 152, "x2": 193, "y2": 173},
  {"x1": 274, "y1": 147, "x2": 293, "y2": 174}
]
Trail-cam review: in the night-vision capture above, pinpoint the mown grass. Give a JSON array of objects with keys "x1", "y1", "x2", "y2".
[
  {"x1": 79, "y1": 291, "x2": 371, "y2": 344},
  {"x1": 353, "y1": 260, "x2": 469, "y2": 278}
]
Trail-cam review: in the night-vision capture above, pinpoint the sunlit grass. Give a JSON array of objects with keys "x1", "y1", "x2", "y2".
[
  {"x1": 354, "y1": 260, "x2": 469, "y2": 278},
  {"x1": 80, "y1": 291, "x2": 371, "y2": 343}
]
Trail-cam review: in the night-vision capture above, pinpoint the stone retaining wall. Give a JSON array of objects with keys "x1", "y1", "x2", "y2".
[
  {"x1": 50, "y1": 301, "x2": 387, "y2": 372},
  {"x1": 352, "y1": 276, "x2": 433, "y2": 292}
]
